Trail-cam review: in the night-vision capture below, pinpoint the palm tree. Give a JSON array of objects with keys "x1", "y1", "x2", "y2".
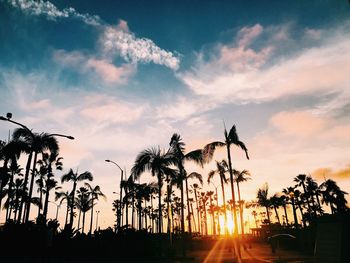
[
  {"x1": 279, "y1": 194, "x2": 289, "y2": 226},
  {"x1": 203, "y1": 124, "x2": 249, "y2": 236},
  {"x1": 320, "y1": 179, "x2": 348, "y2": 214},
  {"x1": 256, "y1": 183, "x2": 271, "y2": 224},
  {"x1": 76, "y1": 187, "x2": 92, "y2": 233},
  {"x1": 191, "y1": 183, "x2": 201, "y2": 234},
  {"x1": 270, "y1": 194, "x2": 281, "y2": 224},
  {"x1": 0, "y1": 139, "x2": 27, "y2": 220},
  {"x1": 184, "y1": 171, "x2": 203, "y2": 233},
  {"x1": 55, "y1": 190, "x2": 71, "y2": 227},
  {"x1": 208, "y1": 160, "x2": 229, "y2": 233},
  {"x1": 14, "y1": 129, "x2": 59, "y2": 223},
  {"x1": 233, "y1": 169, "x2": 251, "y2": 236},
  {"x1": 85, "y1": 183, "x2": 105, "y2": 234},
  {"x1": 169, "y1": 133, "x2": 204, "y2": 233},
  {"x1": 294, "y1": 174, "x2": 312, "y2": 216},
  {"x1": 282, "y1": 187, "x2": 299, "y2": 227},
  {"x1": 131, "y1": 147, "x2": 177, "y2": 233},
  {"x1": 61, "y1": 169, "x2": 93, "y2": 229}
]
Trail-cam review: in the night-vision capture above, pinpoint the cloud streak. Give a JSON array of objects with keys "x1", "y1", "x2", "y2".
[{"x1": 6, "y1": 0, "x2": 180, "y2": 70}]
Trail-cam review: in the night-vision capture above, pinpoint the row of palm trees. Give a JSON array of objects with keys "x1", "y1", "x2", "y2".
[
  {"x1": 0, "y1": 126, "x2": 105, "y2": 234},
  {"x1": 253, "y1": 174, "x2": 348, "y2": 228},
  {"x1": 113, "y1": 124, "x2": 250, "y2": 236}
]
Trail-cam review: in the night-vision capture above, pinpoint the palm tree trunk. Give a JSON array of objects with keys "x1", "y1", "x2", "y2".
[
  {"x1": 65, "y1": 204, "x2": 69, "y2": 227},
  {"x1": 89, "y1": 197, "x2": 94, "y2": 234},
  {"x1": 77, "y1": 210, "x2": 81, "y2": 231},
  {"x1": 291, "y1": 199, "x2": 298, "y2": 228},
  {"x1": 18, "y1": 151, "x2": 33, "y2": 223},
  {"x1": 82, "y1": 211, "x2": 86, "y2": 233},
  {"x1": 6, "y1": 170, "x2": 15, "y2": 222},
  {"x1": 220, "y1": 176, "x2": 228, "y2": 234},
  {"x1": 43, "y1": 185, "x2": 50, "y2": 221},
  {"x1": 185, "y1": 177, "x2": 192, "y2": 233},
  {"x1": 37, "y1": 185, "x2": 43, "y2": 218},
  {"x1": 210, "y1": 195, "x2": 215, "y2": 235},
  {"x1": 194, "y1": 189, "x2": 200, "y2": 234},
  {"x1": 157, "y1": 174, "x2": 162, "y2": 233},
  {"x1": 225, "y1": 142, "x2": 239, "y2": 236},
  {"x1": 265, "y1": 206, "x2": 271, "y2": 224},
  {"x1": 166, "y1": 180, "x2": 171, "y2": 234},
  {"x1": 203, "y1": 200, "x2": 208, "y2": 235},
  {"x1": 190, "y1": 202, "x2": 197, "y2": 232},
  {"x1": 283, "y1": 205, "x2": 289, "y2": 225},
  {"x1": 151, "y1": 194, "x2": 154, "y2": 233},
  {"x1": 179, "y1": 166, "x2": 185, "y2": 234},
  {"x1": 69, "y1": 181, "x2": 77, "y2": 228},
  {"x1": 125, "y1": 188, "x2": 129, "y2": 226},
  {"x1": 24, "y1": 150, "x2": 38, "y2": 223},
  {"x1": 132, "y1": 188, "x2": 135, "y2": 229},
  {"x1": 273, "y1": 206, "x2": 280, "y2": 224},
  {"x1": 236, "y1": 182, "x2": 244, "y2": 238}
]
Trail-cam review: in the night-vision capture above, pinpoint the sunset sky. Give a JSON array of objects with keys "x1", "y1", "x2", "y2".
[{"x1": 1, "y1": 0, "x2": 350, "y2": 229}]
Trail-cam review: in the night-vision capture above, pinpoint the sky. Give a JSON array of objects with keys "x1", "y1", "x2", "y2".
[{"x1": 1, "y1": 0, "x2": 350, "y2": 229}]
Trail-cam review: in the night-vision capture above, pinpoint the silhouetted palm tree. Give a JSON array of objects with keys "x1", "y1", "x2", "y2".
[
  {"x1": 85, "y1": 183, "x2": 105, "y2": 234},
  {"x1": 320, "y1": 179, "x2": 349, "y2": 214},
  {"x1": 203, "y1": 124, "x2": 249, "y2": 236},
  {"x1": 169, "y1": 133, "x2": 204, "y2": 233},
  {"x1": 55, "y1": 190, "x2": 71, "y2": 227},
  {"x1": 76, "y1": 186, "x2": 92, "y2": 233},
  {"x1": 270, "y1": 194, "x2": 281, "y2": 224},
  {"x1": 61, "y1": 169, "x2": 93, "y2": 229},
  {"x1": 282, "y1": 187, "x2": 299, "y2": 227},
  {"x1": 208, "y1": 160, "x2": 229, "y2": 233},
  {"x1": 233, "y1": 169, "x2": 251, "y2": 236},
  {"x1": 131, "y1": 147, "x2": 177, "y2": 233},
  {"x1": 257, "y1": 183, "x2": 271, "y2": 224},
  {"x1": 279, "y1": 194, "x2": 289, "y2": 226},
  {"x1": 185, "y1": 171, "x2": 203, "y2": 233},
  {"x1": 294, "y1": 174, "x2": 312, "y2": 217},
  {"x1": 191, "y1": 183, "x2": 201, "y2": 233}
]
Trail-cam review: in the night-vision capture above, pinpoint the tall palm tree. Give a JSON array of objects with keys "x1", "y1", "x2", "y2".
[
  {"x1": 320, "y1": 179, "x2": 348, "y2": 214},
  {"x1": 279, "y1": 194, "x2": 289, "y2": 226},
  {"x1": 184, "y1": 171, "x2": 203, "y2": 233},
  {"x1": 256, "y1": 183, "x2": 271, "y2": 224},
  {"x1": 61, "y1": 169, "x2": 93, "y2": 229},
  {"x1": 282, "y1": 187, "x2": 299, "y2": 227},
  {"x1": 208, "y1": 160, "x2": 229, "y2": 233},
  {"x1": 169, "y1": 133, "x2": 204, "y2": 233},
  {"x1": 131, "y1": 147, "x2": 177, "y2": 233},
  {"x1": 203, "y1": 124, "x2": 249, "y2": 236},
  {"x1": 294, "y1": 174, "x2": 312, "y2": 215},
  {"x1": 270, "y1": 194, "x2": 281, "y2": 224},
  {"x1": 233, "y1": 169, "x2": 251, "y2": 236},
  {"x1": 85, "y1": 183, "x2": 105, "y2": 234},
  {"x1": 76, "y1": 186, "x2": 92, "y2": 233},
  {"x1": 0, "y1": 139, "x2": 26, "y2": 220},
  {"x1": 55, "y1": 190, "x2": 71, "y2": 227},
  {"x1": 14, "y1": 129, "x2": 59, "y2": 223},
  {"x1": 191, "y1": 183, "x2": 201, "y2": 234}
]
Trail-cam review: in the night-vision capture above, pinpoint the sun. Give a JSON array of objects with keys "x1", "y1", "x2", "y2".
[{"x1": 218, "y1": 214, "x2": 235, "y2": 235}]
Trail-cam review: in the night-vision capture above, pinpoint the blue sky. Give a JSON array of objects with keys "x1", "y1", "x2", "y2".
[{"x1": 1, "y1": 0, "x2": 350, "y2": 228}]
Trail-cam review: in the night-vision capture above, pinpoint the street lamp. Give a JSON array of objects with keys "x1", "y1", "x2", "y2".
[{"x1": 105, "y1": 159, "x2": 124, "y2": 229}]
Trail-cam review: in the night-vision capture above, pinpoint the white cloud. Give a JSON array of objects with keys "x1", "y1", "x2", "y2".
[
  {"x1": 7, "y1": 0, "x2": 102, "y2": 26},
  {"x1": 6, "y1": 1, "x2": 181, "y2": 70},
  {"x1": 101, "y1": 20, "x2": 180, "y2": 70}
]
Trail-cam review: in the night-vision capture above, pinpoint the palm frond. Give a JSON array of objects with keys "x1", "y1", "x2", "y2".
[
  {"x1": 184, "y1": 149, "x2": 204, "y2": 167},
  {"x1": 202, "y1": 141, "x2": 225, "y2": 163},
  {"x1": 77, "y1": 171, "x2": 93, "y2": 181},
  {"x1": 61, "y1": 169, "x2": 75, "y2": 183},
  {"x1": 187, "y1": 172, "x2": 203, "y2": 185}
]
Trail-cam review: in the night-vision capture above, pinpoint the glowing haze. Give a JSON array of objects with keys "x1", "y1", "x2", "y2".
[{"x1": 1, "y1": 0, "x2": 350, "y2": 229}]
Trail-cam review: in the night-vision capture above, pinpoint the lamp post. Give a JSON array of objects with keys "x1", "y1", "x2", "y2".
[
  {"x1": 95, "y1": 210, "x2": 100, "y2": 232},
  {"x1": 0, "y1": 113, "x2": 74, "y2": 223},
  {"x1": 105, "y1": 159, "x2": 123, "y2": 229}
]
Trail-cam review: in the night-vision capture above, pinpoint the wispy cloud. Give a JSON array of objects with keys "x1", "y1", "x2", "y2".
[
  {"x1": 6, "y1": 0, "x2": 180, "y2": 70},
  {"x1": 179, "y1": 22, "x2": 350, "y2": 116},
  {"x1": 53, "y1": 50, "x2": 135, "y2": 85},
  {"x1": 312, "y1": 165, "x2": 350, "y2": 181},
  {"x1": 7, "y1": 0, "x2": 102, "y2": 26}
]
